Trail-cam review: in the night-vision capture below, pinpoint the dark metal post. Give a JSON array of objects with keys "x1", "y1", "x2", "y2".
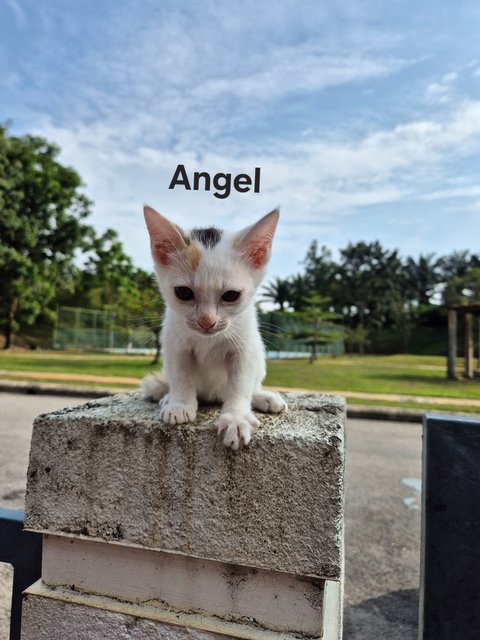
[
  {"x1": 420, "y1": 414, "x2": 480, "y2": 639},
  {"x1": 0, "y1": 509, "x2": 42, "y2": 640}
]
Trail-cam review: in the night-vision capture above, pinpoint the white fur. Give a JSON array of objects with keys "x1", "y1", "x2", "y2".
[{"x1": 141, "y1": 207, "x2": 287, "y2": 450}]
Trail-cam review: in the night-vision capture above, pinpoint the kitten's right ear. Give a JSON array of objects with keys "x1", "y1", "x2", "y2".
[
  {"x1": 144, "y1": 206, "x2": 187, "y2": 266},
  {"x1": 236, "y1": 208, "x2": 280, "y2": 270}
]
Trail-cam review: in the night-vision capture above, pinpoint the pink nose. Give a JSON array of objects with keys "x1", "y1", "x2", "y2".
[{"x1": 197, "y1": 316, "x2": 217, "y2": 331}]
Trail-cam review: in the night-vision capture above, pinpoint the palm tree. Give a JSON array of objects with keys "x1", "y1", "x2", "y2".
[
  {"x1": 404, "y1": 254, "x2": 440, "y2": 305},
  {"x1": 261, "y1": 277, "x2": 291, "y2": 311},
  {"x1": 288, "y1": 293, "x2": 342, "y2": 363}
]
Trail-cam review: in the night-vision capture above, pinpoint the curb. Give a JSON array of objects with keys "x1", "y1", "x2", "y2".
[
  {"x1": 1, "y1": 379, "x2": 478, "y2": 423},
  {"x1": 0, "y1": 380, "x2": 127, "y2": 399}
]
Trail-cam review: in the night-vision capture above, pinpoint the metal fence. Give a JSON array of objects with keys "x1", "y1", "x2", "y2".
[
  {"x1": 259, "y1": 311, "x2": 344, "y2": 358},
  {"x1": 52, "y1": 306, "x2": 345, "y2": 357},
  {"x1": 53, "y1": 306, "x2": 156, "y2": 352}
]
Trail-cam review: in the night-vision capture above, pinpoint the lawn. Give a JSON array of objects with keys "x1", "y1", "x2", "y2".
[
  {"x1": 264, "y1": 355, "x2": 480, "y2": 400},
  {"x1": 0, "y1": 351, "x2": 153, "y2": 378},
  {"x1": 1, "y1": 350, "x2": 480, "y2": 413}
]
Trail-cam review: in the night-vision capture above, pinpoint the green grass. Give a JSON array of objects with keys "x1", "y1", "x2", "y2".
[
  {"x1": 0, "y1": 351, "x2": 154, "y2": 378},
  {"x1": 343, "y1": 397, "x2": 480, "y2": 415},
  {"x1": 0, "y1": 373, "x2": 137, "y2": 389},
  {"x1": 264, "y1": 357, "x2": 480, "y2": 400},
  {"x1": 1, "y1": 351, "x2": 480, "y2": 413}
]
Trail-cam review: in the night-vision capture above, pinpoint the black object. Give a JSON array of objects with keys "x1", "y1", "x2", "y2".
[
  {"x1": 0, "y1": 509, "x2": 42, "y2": 640},
  {"x1": 420, "y1": 414, "x2": 480, "y2": 639}
]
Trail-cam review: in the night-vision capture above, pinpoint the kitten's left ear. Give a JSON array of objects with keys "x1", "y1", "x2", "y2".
[
  {"x1": 237, "y1": 208, "x2": 280, "y2": 269},
  {"x1": 144, "y1": 205, "x2": 188, "y2": 266}
]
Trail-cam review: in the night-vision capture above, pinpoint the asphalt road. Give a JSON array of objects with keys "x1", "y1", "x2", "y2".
[{"x1": 0, "y1": 392, "x2": 422, "y2": 639}]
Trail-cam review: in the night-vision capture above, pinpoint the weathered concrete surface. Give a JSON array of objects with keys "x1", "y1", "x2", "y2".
[
  {"x1": 21, "y1": 581, "x2": 312, "y2": 640},
  {"x1": 41, "y1": 534, "x2": 325, "y2": 636},
  {"x1": 2, "y1": 391, "x2": 421, "y2": 639},
  {"x1": 25, "y1": 391, "x2": 345, "y2": 579},
  {"x1": 22, "y1": 583, "x2": 233, "y2": 640},
  {"x1": 0, "y1": 393, "x2": 82, "y2": 512}
]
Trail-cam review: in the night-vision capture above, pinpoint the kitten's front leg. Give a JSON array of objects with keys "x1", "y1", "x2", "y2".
[
  {"x1": 160, "y1": 350, "x2": 198, "y2": 425},
  {"x1": 252, "y1": 389, "x2": 287, "y2": 413},
  {"x1": 215, "y1": 354, "x2": 260, "y2": 450},
  {"x1": 215, "y1": 410, "x2": 260, "y2": 450}
]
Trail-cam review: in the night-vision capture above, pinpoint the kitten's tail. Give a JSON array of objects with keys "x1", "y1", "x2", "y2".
[{"x1": 141, "y1": 371, "x2": 169, "y2": 402}]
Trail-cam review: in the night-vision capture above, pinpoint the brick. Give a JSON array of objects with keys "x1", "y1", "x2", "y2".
[{"x1": 25, "y1": 391, "x2": 345, "y2": 579}]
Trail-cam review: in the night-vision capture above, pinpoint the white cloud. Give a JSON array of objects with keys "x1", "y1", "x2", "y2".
[
  {"x1": 425, "y1": 82, "x2": 452, "y2": 104},
  {"x1": 419, "y1": 185, "x2": 480, "y2": 200},
  {"x1": 424, "y1": 70, "x2": 459, "y2": 105},
  {"x1": 188, "y1": 49, "x2": 407, "y2": 104},
  {"x1": 9, "y1": 3, "x2": 478, "y2": 277},
  {"x1": 33, "y1": 95, "x2": 480, "y2": 278},
  {"x1": 23, "y1": 3, "x2": 413, "y2": 159}
]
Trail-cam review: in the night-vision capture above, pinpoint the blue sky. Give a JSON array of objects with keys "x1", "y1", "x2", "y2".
[{"x1": 1, "y1": 0, "x2": 480, "y2": 281}]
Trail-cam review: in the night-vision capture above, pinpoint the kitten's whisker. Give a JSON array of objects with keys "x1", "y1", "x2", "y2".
[
  {"x1": 139, "y1": 333, "x2": 157, "y2": 346},
  {"x1": 233, "y1": 330, "x2": 247, "y2": 354},
  {"x1": 141, "y1": 298, "x2": 165, "y2": 307},
  {"x1": 257, "y1": 322, "x2": 289, "y2": 334},
  {"x1": 129, "y1": 320, "x2": 164, "y2": 329},
  {"x1": 166, "y1": 249, "x2": 195, "y2": 277},
  {"x1": 126, "y1": 315, "x2": 164, "y2": 321},
  {"x1": 260, "y1": 331, "x2": 288, "y2": 340},
  {"x1": 257, "y1": 325, "x2": 289, "y2": 335},
  {"x1": 261, "y1": 337, "x2": 281, "y2": 350},
  {"x1": 224, "y1": 326, "x2": 243, "y2": 355},
  {"x1": 126, "y1": 314, "x2": 164, "y2": 323}
]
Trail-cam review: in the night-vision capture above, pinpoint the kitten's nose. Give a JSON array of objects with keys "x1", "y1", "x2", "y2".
[{"x1": 197, "y1": 315, "x2": 217, "y2": 331}]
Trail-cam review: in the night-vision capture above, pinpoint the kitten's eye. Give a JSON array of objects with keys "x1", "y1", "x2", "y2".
[
  {"x1": 222, "y1": 290, "x2": 241, "y2": 302},
  {"x1": 174, "y1": 286, "x2": 194, "y2": 301}
]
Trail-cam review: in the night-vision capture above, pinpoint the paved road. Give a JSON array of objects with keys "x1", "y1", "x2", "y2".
[
  {"x1": 343, "y1": 415, "x2": 421, "y2": 639},
  {"x1": 0, "y1": 392, "x2": 422, "y2": 639}
]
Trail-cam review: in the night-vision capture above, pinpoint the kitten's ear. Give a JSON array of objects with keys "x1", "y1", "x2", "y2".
[
  {"x1": 236, "y1": 208, "x2": 280, "y2": 269},
  {"x1": 144, "y1": 205, "x2": 187, "y2": 266}
]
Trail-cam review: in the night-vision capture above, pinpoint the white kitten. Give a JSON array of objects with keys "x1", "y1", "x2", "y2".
[{"x1": 141, "y1": 205, "x2": 287, "y2": 450}]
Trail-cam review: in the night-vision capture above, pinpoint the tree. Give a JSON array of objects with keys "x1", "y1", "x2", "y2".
[
  {"x1": 261, "y1": 277, "x2": 291, "y2": 310},
  {"x1": 0, "y1": 126, "x2": 92, "y2": 348},
  {"x1": 334, "y1": 241, "x2": 405, "y2": 340},
  {"x1": 443, "y1": 267, "x2": 480, "y2": 306},
  {"x1": 58, "y1": 230, "x2": 165, "y2": 361},
  {"x1": 438, "y1": 250, "x2": 474, "y2": 281},
  {"x1": 288, "y1": 274, "x2": 312, "y2": 312},
  {"x1": 71, "y1": 228, "x2": 140, "y2": 311},
  {"x1": 345, "y1": 326, "x2": 371, "y2": 355},
  {"x1": 121, "y1": 269, "x2": 165, "y2": 364},
  {"x1": 303, "y1": 241, "x2": 336, "y2": 297},
  {"x1": 404, "y1": 254, "x2": 440, "y2": 306},
  {"x1": 286, "y1": 293, "x2": 342, "y2": 363},
  {"x1": 439, "y1": 251, "x2": 480, "y2": 305}
]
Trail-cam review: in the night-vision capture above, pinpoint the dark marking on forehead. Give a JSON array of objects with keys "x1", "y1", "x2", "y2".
[{"x1": 191, "y1": 227, "x2": 223, "y2": 248}]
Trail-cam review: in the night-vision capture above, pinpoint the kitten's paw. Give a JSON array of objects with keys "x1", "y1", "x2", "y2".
[
  {"x1": 215, "y1": 411, "x2": 260, "y2": 451},
  {"x1": 252, "y1": 390, "x2": 287, "y2": 413},
  {"x1": 159, "y1": 395, "x2": 197, "y2": 425}
]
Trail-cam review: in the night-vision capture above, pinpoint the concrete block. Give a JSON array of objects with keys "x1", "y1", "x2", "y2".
[
  {"x1": 22, "y1": 580, "x2": 327, "y2": 640},
  {"x1": 41, "y1": 534, "x2": 325, "y2": 637},
  {"x1": 22, "y1": 581, "x2": 238, "y2": 640},
  {"x1": 25, "y1": 391, "x2": 345, "y2": 578}
]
